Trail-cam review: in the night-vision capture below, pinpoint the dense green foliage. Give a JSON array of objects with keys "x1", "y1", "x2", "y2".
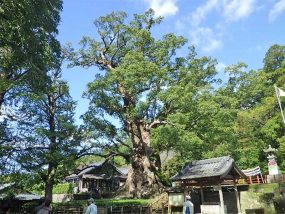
[
  {"x1": 67, "y1": 9, "x2": 285, "y2": 190},
  {"x1": 0, "y1": 0, "x2": 63, "y2": 174},
  {"x1": 156, "y1": 45, "x2": 285, "y2": 181},
  {"x1": 6, "y1": 68, "x2": 83, "y2": 200},
  {"x1": 0, "y1": 0, "x2": 62, "y2": 107},
  {"x1": 66, "y1": 9, "x2": 223, "y2": 197},
  {"x1": 1, "y1": 6, "x2": 285, "y2": 200}
]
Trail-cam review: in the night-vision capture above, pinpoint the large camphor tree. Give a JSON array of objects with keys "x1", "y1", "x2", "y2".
[{"x1": 67, "y1": 10, "x2": 218, "y2": 197}]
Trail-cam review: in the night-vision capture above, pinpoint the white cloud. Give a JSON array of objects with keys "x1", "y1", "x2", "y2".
[
  {"x1": 216, "y1": 62, "x2": 227, "y2": 72},
  {"x1": 144, "y1": 0, "x2": 179, "y2": 17},
  {"x1": 189, "y1": 0, "x2": 257, "y2": 25},
  {"x1": 223, "y1": 0, "x2": 257, "y2": 21},
  {"x1": 191, "y1": 0, "x2": 220, "y2": 26},
  {"x1": 177, "y1": 0, "x2": 259, "y2": 53},
  {"x1": 269, "y1": 0, "x2": 285, "y2": 22},
  {"x1": 190, "y1": 27, "x2": 222, "y2": 52}
]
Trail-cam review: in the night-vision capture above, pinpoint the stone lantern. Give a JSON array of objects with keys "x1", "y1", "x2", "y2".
[{"x1": 263, "y1": 145, "x2": 282, "y2": 182}]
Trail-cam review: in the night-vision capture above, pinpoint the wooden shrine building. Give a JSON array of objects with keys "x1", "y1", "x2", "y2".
[
  {"x1": 171, "y1": 156, "x2": 247, "y2": 214},
  {"x1": 65, "y1": 161, "x2": 127, "y2": 196}
]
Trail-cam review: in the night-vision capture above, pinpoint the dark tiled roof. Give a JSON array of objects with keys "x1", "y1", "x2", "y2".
[
  {"x1": 118, "y1": 166, "x2": 129, "y2": 175},
  {"x1": 75, "y1": 161, "x2": 109, "y2": 176},
  {"x1": 0, "y1": 192, "x2": 42, "y2": 200},
  {"x1": 66, "y1": 161, "x2": 127, "y2": 179},
  {"x1": 171, "y1": 156, "x2": 246, "y2": 181},
  {"x1": 15, "y1": 193, "x2": 42, "y2": 200},
  {"x1": 76, "y1": 161, "x2": 104, "y2": 174},
  {"x1": 0, "y1": 183, "x2": 13, "y2": 191}
]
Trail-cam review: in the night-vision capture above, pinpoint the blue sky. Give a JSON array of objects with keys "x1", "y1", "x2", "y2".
[{"x1": 58, "y1": 0, "x2": 285, "y2": 123}]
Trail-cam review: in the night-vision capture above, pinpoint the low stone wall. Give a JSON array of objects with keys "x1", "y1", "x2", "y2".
[
  {"x1": 240, "y1": 191, "x2": 274, "y2": 214},
  {"x1": 192, "y1": 183, "x2": 280, "y2": 214},
  {"x1": 239, "y1": 184, "x2": 278, "y2": 214},
  {"x1": 203, "y1": 184, "x2": 280, "y2": 214},
  {"x1": 53, "y1": 194, "x2": 73, "y2": 203}
]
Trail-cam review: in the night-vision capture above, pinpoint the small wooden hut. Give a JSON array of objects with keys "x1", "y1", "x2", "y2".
[{"x1": 171, "y1": 156, "x2": 247, "y2": 214}]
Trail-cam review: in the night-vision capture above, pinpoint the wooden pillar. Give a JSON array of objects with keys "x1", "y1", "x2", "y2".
[
  {"x1": 79, "y1": 178, "x2": 83, "y2": 192},
  {"x1": 234, "y1": 180, "x2": 242, "y2": 214},
  {"x1": 200, "y1": 186, "x2": 204, "y2": 204},
  {"x1": 264, "y1": 175, "x2": 266, "y2": 183},
  {"x1": 218, "y1": 184, "x2": 225, "y2": 214},
  {"x1": 167, "y1": 204, "x2": 171, "y2": 214}
]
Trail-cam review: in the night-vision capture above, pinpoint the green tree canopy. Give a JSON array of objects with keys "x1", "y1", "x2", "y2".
[
  {"x1": 0, "y1": 0, "x2": 62, "y2": 109},
  {"x1": 4, "y1": 67, "x2": 86, "y2": 201},
  {"x1": 67, "y1": 9, "x2": 223, "y2": 197}
]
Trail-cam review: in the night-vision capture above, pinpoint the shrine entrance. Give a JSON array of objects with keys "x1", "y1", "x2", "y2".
[{"x1": 170, "y1": 156, "x2": 247, "y2": 214}]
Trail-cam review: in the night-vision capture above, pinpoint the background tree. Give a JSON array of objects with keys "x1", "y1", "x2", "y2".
[
  {"x1": 0, "y1": 0, "x2": 63, "y2": 180},
  {"x1": 207, "y1": 45, "x2": 285, "y2": 171},
  {"x1": 153, "y1": 45, "x2": 285, "y2": 181},
  {"x1": 215, "y1": 63, "x2": 267, "y2": 169},
  {"x1": 0, "y1": 0, "x2": 62, "y2": 110},
  {"x1": 8, "y1": 67, "x2": 85, "y2": 201},
  {"x1": 0, "y1": 118, "x2": 14, "y2": 175}
]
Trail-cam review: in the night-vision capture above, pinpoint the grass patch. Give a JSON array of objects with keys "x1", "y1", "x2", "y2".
[
  {"x1": 54, "y1": 198, "x2": 150, "y2": 208},
  {"x1": 249, "y1": 183, "x2": 278, "y2": 193},
  {"x1": 53, "y1": 183, "x2": 74, "y2": 194},
  {"x1": 30, "y1": 183, "x2": 75, "y2": 195}
]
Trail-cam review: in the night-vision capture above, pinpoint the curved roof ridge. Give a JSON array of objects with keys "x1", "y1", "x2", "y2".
[{"x1": 171, "y1": 156, "x2": 245, "y2": 182}]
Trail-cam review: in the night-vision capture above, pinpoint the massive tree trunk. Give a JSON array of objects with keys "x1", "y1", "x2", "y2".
[
  {"x1": 125, "y1": 121, "x2": 161, "y2": 198},
  {"x1": 116, "y1": 76, "x2": 162, "y2": 198}
]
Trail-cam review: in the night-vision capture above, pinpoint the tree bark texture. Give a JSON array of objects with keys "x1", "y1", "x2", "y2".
[
  {"x1": 45, "y1": 163, "x2": 55, "y2": 202},
  {"x1": 44, "y1": 93, "x2": 57, "y2": 202},
  {"x1": 125, "y1": 121, "x2": 161, "y2": 198},
  {"x1": 0, "y1": 92, "x2": 6, "y2": 114}
]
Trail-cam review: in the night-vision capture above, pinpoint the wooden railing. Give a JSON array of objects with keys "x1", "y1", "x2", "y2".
[
  {"x1": 241, "y1": 166, "x2": 264, "y2": 184},
  {"x1": 53, "y1": 206, "x2": 83, "y2": 214},
  {"x1": 52, "y1": 205, "x2": 150, "y2": 214},
  {"x1": 107, "y1": 205, "x2": 149, "y2": 214},
  {"x1": 239, "y1": 175, "x2": 264, "y2": 184},
  {"x1": 239, "y1": 174, "x2": 285, "y2": 184}
]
